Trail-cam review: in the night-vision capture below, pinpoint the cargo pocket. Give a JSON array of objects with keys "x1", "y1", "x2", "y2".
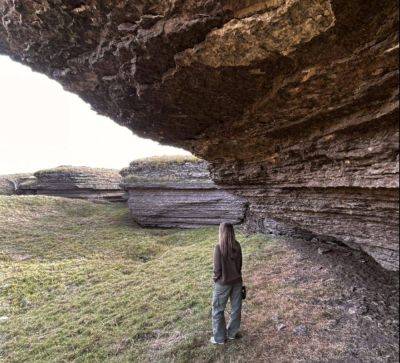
[{"x1": 212, "y1": 292, "x2": 221, "y2": 309}]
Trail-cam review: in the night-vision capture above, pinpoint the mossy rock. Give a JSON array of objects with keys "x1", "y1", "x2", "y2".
[
  {"x1": 34, "y1": 166, "x2": 120, "y2": 178},
  {"x1": 121, "y1": 155, "x2": 209, "y2": 184},
  {"x1": 127, "y1": 155, "x2": 201, "y2": 167}
]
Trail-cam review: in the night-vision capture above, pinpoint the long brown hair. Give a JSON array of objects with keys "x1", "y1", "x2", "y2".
[{"x1": 219, "y1": 222, "x2": 237, "y2": 257}]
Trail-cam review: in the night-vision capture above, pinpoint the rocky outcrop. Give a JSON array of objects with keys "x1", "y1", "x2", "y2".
[
  {"x1": 19, "y1": 166, "x2": 125, "y2": 202},
  {"x1": 240, "y1": 187, "x2": 399, "y2": 271},
  {"x1": 0, "y1": 1, "x2": 398, "y2": 269},
  {"x1": 0, "y1": 174, "x2": 34, "y2": 195},
  {"x1": 121, "y1": 157, "x2": 247, "y2": 228}
]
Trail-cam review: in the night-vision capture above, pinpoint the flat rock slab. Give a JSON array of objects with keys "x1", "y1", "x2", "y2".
[
  {"x1": 126, "y1": 183, "x2": 247, "y2": 228},
  {"x1": 122, "y1": 157, "x2": 247, "y2": 228},
  {"x1": 19, "y1": 166, "x2": 126, "y2": 202}
]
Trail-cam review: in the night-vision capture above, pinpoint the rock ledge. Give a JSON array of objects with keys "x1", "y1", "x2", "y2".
[{"x1": 121, "y1": 156, "x2": 247, "y2": 228}]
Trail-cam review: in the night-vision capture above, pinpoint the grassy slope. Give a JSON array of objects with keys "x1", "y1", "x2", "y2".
[
  {"x1": 0, "y1": 196, "x2": 269, "y2": 362},
  {"x1": 1, "y1": 197, "x2": 397, "y2": 362}
]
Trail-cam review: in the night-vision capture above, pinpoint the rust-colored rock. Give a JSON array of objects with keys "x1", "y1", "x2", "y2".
[{"x1": 0, "y1": 0, "x2": 398, "y2": 269}]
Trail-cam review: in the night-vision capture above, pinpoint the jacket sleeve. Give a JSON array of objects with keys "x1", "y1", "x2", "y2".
[{"x1": 213, "y1": 245, "x2": 222, "y2": 282}]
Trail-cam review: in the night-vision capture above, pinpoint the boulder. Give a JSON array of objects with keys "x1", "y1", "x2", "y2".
[
  {"x1": 121, "y1": 157, "x2": 247, "y2": 228},
  {"x1": 19, "y1": 166, "x2": 125, "y2": 202},
  {"x1": 0, "y1": 0, "x2": 398, "y2": 269}
]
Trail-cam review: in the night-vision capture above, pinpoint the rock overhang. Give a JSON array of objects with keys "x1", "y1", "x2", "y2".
[{"x1": 0, "y1": 0, "x2": 398, "y2": 269}]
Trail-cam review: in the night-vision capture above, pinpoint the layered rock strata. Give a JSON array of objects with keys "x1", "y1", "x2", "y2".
[
  {"x1": 20, "y1": 166, "x2": 125, "y2": 202},
  {"x1": 0, "y1": 0, "x2": 398, "y2": 269},
  {"x1": 0, "y1": 174, "x2": 35, "y2": 195},
  {"x1": 121, "y1": 157, "x2": 247, "y2": 228}
]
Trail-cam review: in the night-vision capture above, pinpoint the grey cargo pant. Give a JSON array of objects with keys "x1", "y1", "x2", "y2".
[{"x1": 212, "y1": 282, "x2": 242, "y2": 343}]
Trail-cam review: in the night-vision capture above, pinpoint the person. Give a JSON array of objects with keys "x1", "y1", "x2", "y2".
[{"x1": 210, "y1": 222, "x2": 243, "y2": 345}]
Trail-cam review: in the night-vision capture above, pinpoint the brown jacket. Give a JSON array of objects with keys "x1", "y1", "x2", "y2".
[{"x1": 213, "y1": 242, "x2": 242, "y2": 285}]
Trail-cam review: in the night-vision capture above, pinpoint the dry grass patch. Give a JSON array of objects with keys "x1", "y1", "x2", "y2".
[{"x1": 206, "y1": 240, "x2": 399, "y2": 362}]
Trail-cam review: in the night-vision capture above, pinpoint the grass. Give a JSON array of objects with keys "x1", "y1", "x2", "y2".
[
  {"x1": 2, "y1": 196, "x2": 395, "y2": 362},
  {"x1": 34, "y1": 166, "x2": 120, "y2": 178},
  {"x1": 127, "y1": 155, "x2": 201, "y2": 167},
  {"x1": 0, "y1": 196, "x2": 269, "y2": 362},
  {"x1": 120, "y1": 155, "x2": 204, "y2": 178}
]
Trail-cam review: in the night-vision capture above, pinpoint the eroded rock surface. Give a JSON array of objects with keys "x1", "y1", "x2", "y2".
[
  {"x1": 0, "y1": 0, "x2": 398, "y2": 268},
  {"x1": 121, "y1": 157, "x2": 247, "y2": 228},
  {"x1": 20, "y1": 166, "x2": 125, "y2": 202},
  {"x1": 0, "y1": 174, "x2": 34, "y2": 195}
]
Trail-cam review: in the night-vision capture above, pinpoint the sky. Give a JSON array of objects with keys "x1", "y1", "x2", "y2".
[{"x1": 0, "y1": 55, "x2": 190, "y2": 175}]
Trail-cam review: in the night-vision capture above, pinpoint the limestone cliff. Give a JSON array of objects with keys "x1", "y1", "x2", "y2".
[
  {"x1": 121, "y1": 156, "x2": 247, "y2": 228},
  {"x1": 20, "y1": 166, "x2": 125, "y2": 202},
  {"x1": 0, "y1": 0, "x2": 398, "y2": 269}
]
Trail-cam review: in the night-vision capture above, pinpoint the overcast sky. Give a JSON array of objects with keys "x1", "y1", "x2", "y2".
[{"x1": 0, "y1": 55, "x2": 190, "y2": 175}]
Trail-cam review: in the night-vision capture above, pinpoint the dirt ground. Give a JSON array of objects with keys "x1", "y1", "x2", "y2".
[{"x1": 215, "y1": 237, "x2": 399, "y2": 362}]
